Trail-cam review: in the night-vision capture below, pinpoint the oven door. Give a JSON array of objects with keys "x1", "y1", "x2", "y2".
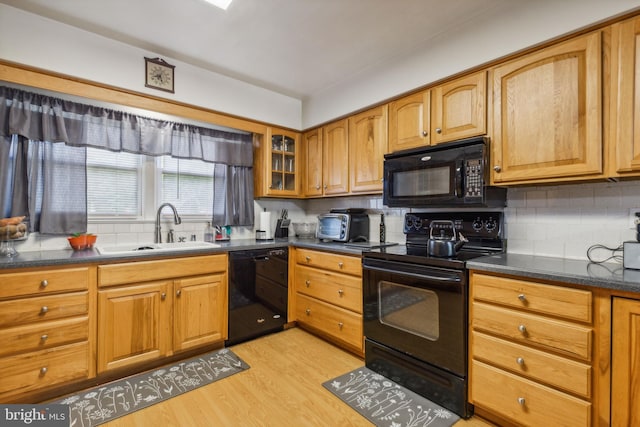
[{"x1": 363, "y1": 257, "x2": 467, "y2": 376}]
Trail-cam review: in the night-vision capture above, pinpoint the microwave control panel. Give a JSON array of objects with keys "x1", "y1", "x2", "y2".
[{"x1": 464, "y1": 158, "x2": 483, "y2": 198}]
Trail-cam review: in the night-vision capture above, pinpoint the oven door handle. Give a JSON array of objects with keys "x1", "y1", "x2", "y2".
[{"x1": 364, "y1": 265, "x2": 462, "y2": 282}]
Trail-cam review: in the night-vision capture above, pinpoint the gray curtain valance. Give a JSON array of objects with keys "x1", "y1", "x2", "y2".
[{"x1": 0, "y1": 86, "x2": 253, "y2": 167}]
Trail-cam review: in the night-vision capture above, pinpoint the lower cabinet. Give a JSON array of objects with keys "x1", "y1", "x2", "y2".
[
  {"x1": 469, "y1": 271, "x2": 605, "y2": 427},
  {"x1": 97, "y1": 255, "x2": 227, "y2": 374},
  {"x1": 291, "y1": 248, "x2": 363, "y2": 355},
  {"x1": 611, "y1": 297, "x2": 640, "y2": 427}
]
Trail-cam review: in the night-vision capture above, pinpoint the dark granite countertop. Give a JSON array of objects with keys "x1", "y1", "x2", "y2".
[
  {"x1": 0, "y1": 238, "x2": 367, "y2": 270},
  {"x1": 467, "y1": 253, "x2": 640, "y2": 294}
]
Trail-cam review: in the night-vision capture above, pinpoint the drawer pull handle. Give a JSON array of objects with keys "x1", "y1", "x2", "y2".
[
  {"x1": 40, "y1": 367, "x2": 48, "y2": 375},
  {"x1": 338, "y1": 289, "x2": 344, "y2": 296},
  {"x1": 40, "y1": 280, "x2": 48, "y2": 288},
  {"x1": 161, "y1": 293, "x2": 166, "y2": 300},
  {"x1": 518, "y1": 294, "x2": 527, "y2": 302},
  {"x1": 305, "y1": 308, "x2": 311, "y2": 315},
  {"x1": 518, "y1": 324, "x2": 527, "y2": 334},
  {"x1": 40, "y1": 306, "x2": 48, "y2": 314},
  {"x1": 305, "y1": 280, "x2": 311, "y2": 287},
  {"x1": 176, "y1": 289, "x2": 182, "y2": 297},
  {"x1": 338, "y1": 322, "x2": 344, "y2": 329},
  {"x1": 305, "y1": 256, "x2": 311, "y2": 262},
  {"x1": 41, "y1": 334, "x2": 49, "y2": 342},
  {"x1": 338, "y1": 262, "x2": 344, "y2": 269},
  {"x1": 516, "y1": 357, "x2": 525, "y2": 365},
  {"x1": 517, "y1": 397, "x2": 526, "y2": 406}
]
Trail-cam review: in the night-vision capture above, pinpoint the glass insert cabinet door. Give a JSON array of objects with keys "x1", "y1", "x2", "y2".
[{"x1": 270, "y1": 132, "x2": 297, "y2": 193}]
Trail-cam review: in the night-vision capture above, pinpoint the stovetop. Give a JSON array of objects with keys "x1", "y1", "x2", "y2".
[{"x1": 363, "y1": 211, "x2": 505, "y2": 269}]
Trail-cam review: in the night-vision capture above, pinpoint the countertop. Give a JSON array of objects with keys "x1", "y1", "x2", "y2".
[
  {"x1": 467, "y1": 253, "x2": 639, "y2": 294},
  {"x1": 0, "y1": 238, "x2": 368, "y2": 270}
]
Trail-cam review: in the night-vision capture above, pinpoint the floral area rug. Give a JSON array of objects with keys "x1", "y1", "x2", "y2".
[
  {"x1": 323, "y1": 367, "x2": 460, "y2": 427},
  {"x1": 51, "y1": 348, "x2": 249, "y2": 427}
]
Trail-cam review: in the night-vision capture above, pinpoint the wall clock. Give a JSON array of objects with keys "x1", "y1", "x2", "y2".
[{"x1": 145, "y1": 57, "x2": 175, "y2": 93}]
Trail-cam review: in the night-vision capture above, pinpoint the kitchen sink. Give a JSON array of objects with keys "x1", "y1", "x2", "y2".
[{"x1": 95, "y1": 241, "x2": 221, "y2": 255}]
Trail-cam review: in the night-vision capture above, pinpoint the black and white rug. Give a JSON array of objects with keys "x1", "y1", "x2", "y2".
[
  {"x1": 51, "y1": 348, "x2": 249, "y2": 427},
  {"x1": 323, "y1": 367, "x2": 460, "y2": 427}
]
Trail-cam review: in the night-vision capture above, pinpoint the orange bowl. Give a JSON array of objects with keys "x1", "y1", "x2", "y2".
[{"x1": 68, "y1": 235, "x2": 89, "y2": 250}]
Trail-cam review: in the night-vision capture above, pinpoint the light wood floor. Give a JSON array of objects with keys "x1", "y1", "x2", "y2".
[{"x1": 104, "y1": 328, "x2": 495, "y2": 426}]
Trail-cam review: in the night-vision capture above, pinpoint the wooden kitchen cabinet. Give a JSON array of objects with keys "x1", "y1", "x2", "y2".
[
  {"x1": 610, "y1": 15, "x2": 640, "y2": 177},
  {"x1": 291, "y1": 248, "x2": 363, "y2": 355},
  {"x1": 491, "y1": 31, "x2": 603, "y2": 185},
  {"x1": 469, "y1": 271, "x2": 605, "y2": 427},
  {"x1": 611, "y1": 297, "x2": 640, "y2": 426},
  {"x1": 97, "y1": 254, "x2": 227, "y2": 373},
  {"x1": 348, "y1": 105, "x2": 388, "y2": 193},
  {"x1": 388, "y1": 70, "x2": 487, "y2": 152},
  {"x1": 302, "y1": 120, "x2": 350, "y2": 197},
  {"x1": 0, "y1": 265, "x2": 94, "y2": 402},
  {"x1": 254, "y1": 127, "x2": 301, "y2": 197}
]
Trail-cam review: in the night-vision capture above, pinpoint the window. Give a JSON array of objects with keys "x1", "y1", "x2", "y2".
[
  {"x1": 159, "y1": 156, "x2": 214, "y2": 217},
  {"x1": 87, "y1": 148, "x2": 141, "y2": 217}
]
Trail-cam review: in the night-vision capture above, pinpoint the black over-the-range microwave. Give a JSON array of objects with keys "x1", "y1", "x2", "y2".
[{"x1": 382, "y1": 136, "x2": 507, "y2": 208}]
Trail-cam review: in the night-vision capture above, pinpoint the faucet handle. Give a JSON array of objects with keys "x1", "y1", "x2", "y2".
[{"x1": 167, "y1": 229, "x2": 175, "y2": 243}]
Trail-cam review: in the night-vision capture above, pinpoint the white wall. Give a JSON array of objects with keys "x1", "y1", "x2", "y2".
[{"x1": 0, "y1": 4, "x2": 302, "y2": 129}]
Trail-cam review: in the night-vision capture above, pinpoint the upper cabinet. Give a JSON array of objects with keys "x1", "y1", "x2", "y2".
[
  {"x1": 388, "y1": 71, "x2": 487, "y2": 153},
  {"x1": 302, "y1": 120, "x2": 350, "y2": 197},
  {"x1": 254, "y1": 128, "x2": 300, "y2": 197},
  {"x1": 491, "y1": 32, "x2": 604, "y2": 185},
  {"x1": 302, "y1": 128, "x2": 324, "y2": 197},
  {"x1": 348, "y1": 105, "x2": 388, "y2": 193},
  {"x1": 610, "y1": 15, "x2": 640, "y2": 177}
]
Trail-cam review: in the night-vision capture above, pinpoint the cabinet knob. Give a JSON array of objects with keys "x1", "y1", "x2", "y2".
[
  {"x1": 338, "y1": 322, "x2": 344, "y2": 330},
  {"x1": 41, "y1": 334, "x2": 48, "y2": 342},
  {"x1": 316, "y1": 184, "x2": 321, "y2": 190},
  {"x1": 422, "y1": 130, "x2": 428, "y2": 137},
  {"x1": 305, "y1": 308, "x2": 311, "y2": 315},
  {"x1": 517, "y1": 397, "x2": 526, "y2": 406},
  {"x1": 323, "y1": 184, "x2": 328, "y2": 190},
  {"x1": 435, "y1": 127, "x2": 442, "y2": 134},
  {"x1": 338, "y1": 289, "x2": 344, "y2": 296},
  {"x1": 305, "y1": 256, "x2": 311, "y2": 262},
  {"x1": 338, "y1": 262, "x2": 344, "y2": 269},
  {"x1": 305, "y1": 280, "x2": 311, "y2": 287},
  {"x1": 40, "y1": 280, "x2": 48, "y2": 288},
  {"x1": 176, "y1": 289, "x2": 182, "y2": 297},
  {"x1": 161, "y1": 293, "x2": 166, "y2": 300},
  {"x1": 518, "y1": 294, "x2": 527, "y2": 302},
  {"x1": 518, "y1": 324, "x2": 527, "y2": 334},
  {"x1": 516, "y1": 357, "x2": 525, "y2": 365},
  {"x1": 493, "y1": 165, "x2": 502, "y2": 172},
  {"x1": 40, "y1": 306, "x2": 48, "y2": 314},
  {"x1": 40, "y1": 367, "x2": 48, "y2": 375}
]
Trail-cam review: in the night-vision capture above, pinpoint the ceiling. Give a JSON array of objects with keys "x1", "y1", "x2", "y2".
[{"x1": 0, "y1": 0, "x2": 516, "y2": 100}]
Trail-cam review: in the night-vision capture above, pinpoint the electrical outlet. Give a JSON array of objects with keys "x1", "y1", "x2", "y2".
[{"x1": 629, "y1": 208, "x2": 640, "y2": 229}]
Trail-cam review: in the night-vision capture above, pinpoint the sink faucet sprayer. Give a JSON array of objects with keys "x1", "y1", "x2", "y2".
[{"x1": 155, "y1": 203, "x2": 181, "y2": 243}]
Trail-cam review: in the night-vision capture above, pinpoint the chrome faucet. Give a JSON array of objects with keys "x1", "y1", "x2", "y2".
[{"x1": 155, "y1": 203, "x2": 181, "y2": 243}]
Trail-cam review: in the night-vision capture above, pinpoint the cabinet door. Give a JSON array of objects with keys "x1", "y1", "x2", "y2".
[
  {"x1": 491, "y1": 31, "x2": 603, "y2": 184},
  {"x1": 267, "y1": 129, "x2": 299, "y2": 196},
  {"x1": 303, "y1": 128, "x2": 323, "y2": 197},
  {"x1": 348, "y1": 105, "x2": 388, "y2": 193},
  {"x1": 174, "y1": 274, "x2": 227, "y2": 351},
  {"x1": 610, "y1": 16, "x2": 640, "y2": 176},
  {"x1": 323, "y1": 119, "x2": 349, "y2": 195},
  {"x1": 612, "y1": 297, "x2": 640, "y2": 427},
  {"x1": 432, "y1": 71, "x2": 486, "y2": 144},
  {"x1": 97, "y1": 282, "x2": 171, "y2": 373},
  {"x1": 388, "y1": 90, "x2": 430, "y2": 152}
]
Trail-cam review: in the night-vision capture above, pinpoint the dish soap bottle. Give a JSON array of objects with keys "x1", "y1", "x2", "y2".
[
  {"x1": 204, "y1": 222, "x2": 214, "y2": 243},
  {"x1": 379, "y1": 213, "x2": 386, "y2": 243}
]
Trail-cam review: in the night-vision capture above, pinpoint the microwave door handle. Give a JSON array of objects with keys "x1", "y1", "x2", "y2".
[{"x1": 455, "y1": 160, "x2": 464, "y2": 198}]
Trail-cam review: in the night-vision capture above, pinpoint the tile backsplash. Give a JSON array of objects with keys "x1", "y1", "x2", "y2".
[{"x1": 13, "y1": 180, "x2": 640, "y2": 263}]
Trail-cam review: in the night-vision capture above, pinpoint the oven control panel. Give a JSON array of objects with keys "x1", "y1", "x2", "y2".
[{"x1": 404, "y1": 211, "x2": 503, "y2": 241}]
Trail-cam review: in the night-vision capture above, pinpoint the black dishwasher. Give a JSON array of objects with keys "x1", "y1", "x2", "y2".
[{"x1": 226, "y1": 247, "x2": 288, "y2": 346}]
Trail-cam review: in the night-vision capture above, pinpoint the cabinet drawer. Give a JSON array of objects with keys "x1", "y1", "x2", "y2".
[
  {"x1": 0, "y1": 316, "x2": 89, "y2": 358},
  {"x1": 0, "y1": 292, "x2": 89, "y2": 327},
  {"x1": 295, "y1": 249, "x2": 361, "y2": 276},
  {"x1": 295, "y1": 293, "x2": 362, "y2": 350},
  {"x1": 471, "y1": 272, "x2": 592, "y2": 323},
  {"x1": 295, "y1": 265, "x2": 362, "y2": 312},
  {"x1": 98, "y1": 254, "x2": 227, "y2": 287},
  {"x1": 472, "y1": 331, "x2": 591, "y2": 398},
  {"x1": 0, "y1": 267, "x2": 90, "y2": 299},
  {"x1": 0, "y1": 341, "x2": 90, "y2": 398},
  {"x1": 471, "y1": 360, "x2": 591, "y2": 427},
  {"x1": 473, "y1": 301, "x2": 592, "y2": 361}
]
